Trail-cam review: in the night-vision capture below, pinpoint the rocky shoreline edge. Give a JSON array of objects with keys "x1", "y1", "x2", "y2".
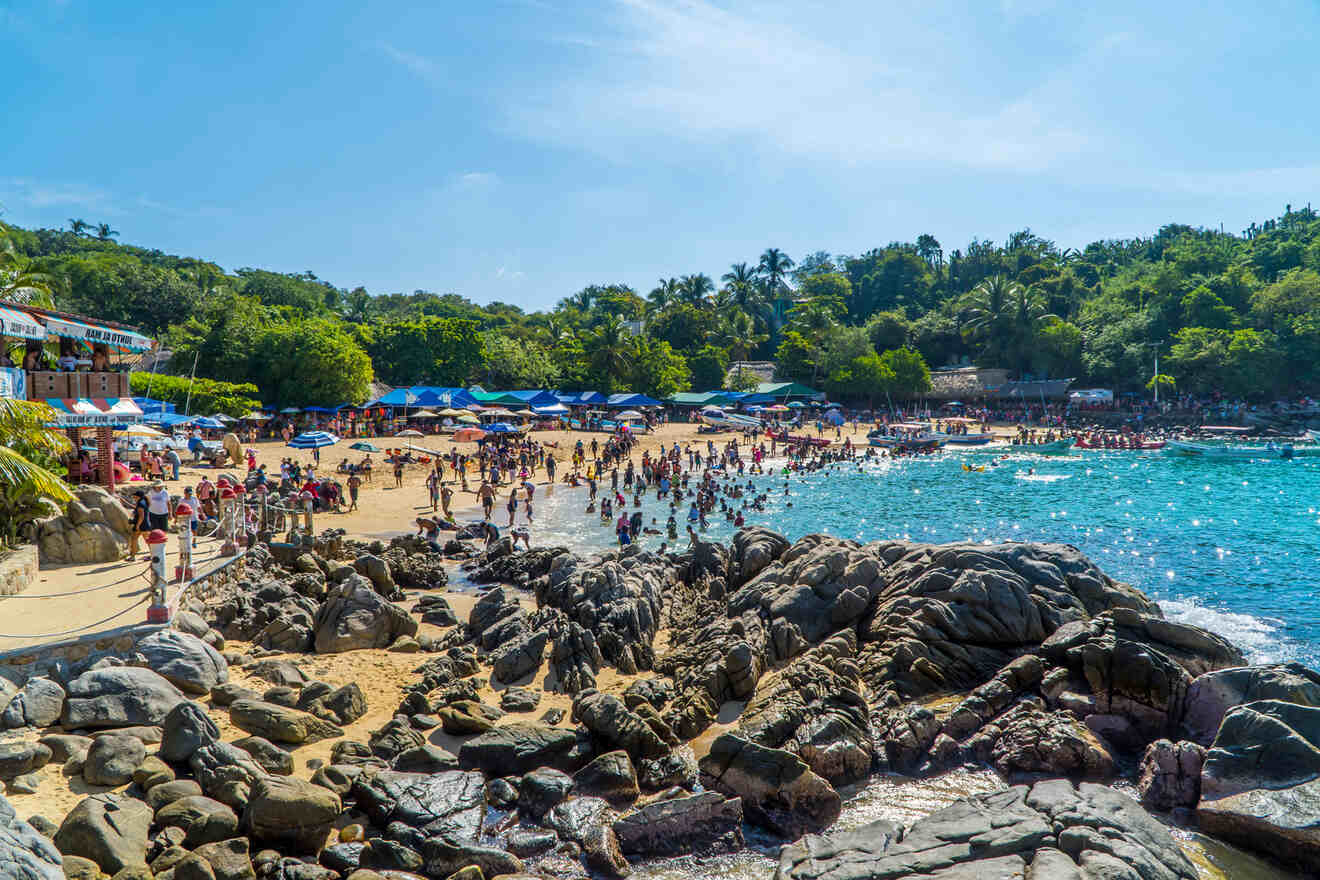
[{"x1": 2, "y1": 527, "x2": 1318, "y2": 880}]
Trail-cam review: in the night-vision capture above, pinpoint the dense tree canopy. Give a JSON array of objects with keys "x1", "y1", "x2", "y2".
[{"x1": 4, "y1": 203, "x2": 1320, "y2": 405}]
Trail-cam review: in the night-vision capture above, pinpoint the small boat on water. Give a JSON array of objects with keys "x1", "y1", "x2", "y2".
[
  {"x1": 868, "y1": 423, "x2": 945, "y2": 450},
  {"x1": 1013, "y1": 437, "x2": 1074, "y2": 455},
  {"x1": 1165, "y1": 439, "x2": 1317, "y2": 459},
  {"x1": 1073, "y1": 437, "x2": 1166, "y2": 451},
  {"x1": 931, "y1": 417, "x2": 994, "y2": 445}
]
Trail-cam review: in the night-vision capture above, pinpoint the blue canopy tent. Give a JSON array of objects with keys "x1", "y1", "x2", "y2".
[
  {"x1": 145, "y1": 412, "x2": 196, "y2": 428},
  {"x1": 606, "y1": 393, "x2": 663, "y2": 408},
  {"x1": 367, "y1": 389, "x2": 420, "y2": 407},
  {"x1": 132, "y1": 397, "x2": 175, "y2": 415},
  {"x1": 482, "y1": 422, "x2": 519, "y2": 434},
  {"x1": 532, "y1": 403, "x2": 569, "y2": 415},
  {"x1": 302, "y1": 405, "x2": 335, "y2": 414},
  {"x1": 555, "y1": 391, "x2": 607, "y2": 406},
  {"x1": 410, "y1": 387, "x2": 478, "y2": 408}
]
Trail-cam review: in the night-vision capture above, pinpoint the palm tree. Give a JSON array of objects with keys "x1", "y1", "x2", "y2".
[
  {"x1": 678, "y1": 273, "x2": 714, "y2": 306},
  {"x1": 710, "y1": 311, "x2": 768, "y2": 380},
  {"x1": 0, "y1": 398, "x2": 73, "y2": 547},
  {"x1": 94, "y1": 223, "x2": 119, "y2": 241},
  {"x1": 647, "y1": 277, "x2": 681, "y2": 312},
  {"x1": 67, "y1": 219, "x2": 90, "y2": 237},
  {"x1": 962, "y1": 276, "x2": 1055, "y2": 374},
  {"x1": 587, "y1": 316, "x2": 631, "y2": 390},
  {"x1": 0, "y1": 233, "x2": 58, "y2": 308}
]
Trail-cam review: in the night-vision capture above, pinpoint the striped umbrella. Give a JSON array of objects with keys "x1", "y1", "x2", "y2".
[{"x1": 288, "y1": 431, "x2": 340, "y2": 449}]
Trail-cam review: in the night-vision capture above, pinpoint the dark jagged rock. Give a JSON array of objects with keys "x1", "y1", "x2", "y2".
[
  {"x1": 154, "y1": 796, "x2": 240, "y2": 848},
  {"x1": 232, "y1": 737, "x2": 294, "y2": 776},
  {"x1": 637, "y1": 752, "x2": 695, "y2": 791},
  {"x1": 737, "y1": 635, "x2": 872, "y2": 785},
  {"x1": 572, "y1": 751, "x2": 639, "y2": 807},
  {"x1": 410, "y1": 647, "x2": 481, "y2": 694},
  {"x1": 458, "y1": 723, "x2": 580, "y2": 776},
  {"x1": 499, "y1": 687, "x2": 541, "y2": 713},
  {"x1": 247, "y1": 660, "x2": 308, "y2": 689},
  {"x1": 414, "y1": 595, "x2": 457, "y2": 627},
  {"x1": 728, "y1": 527, "x2": 792, "y2": 589},
  {"x1": 160, "y1": 701, "x2": 221, "y2": 763},
  {"x1": 983, "y1": 702, "x2": 1116, "y2": 780},
  {"x1": 1137, "y1": 738, "x2": 1205, "y2": 810},
  {"x1": 490, "y1": 630, "x2": 548, "y2": 684},
  {"x1": 535, "y1": 552, "x2": 667, "y2": 674},
  {"x1": 381, "y1": 545, "x2": 449, "y2": 591},
  {"x1": 622, "y1": 678, "x2": 672, "y2": 711},
  {"x1": 518, "y1": 768, "x2": 573, "y2": 819},
  {"x1": 612, "y1": 791, "x2": 743, "y2": 857},
  {"x1": 572, "y1": 690, "x2": 674, "y2": 760},
  {"x1": 313, "y1": 575, "x2": 418, "y2": 653},
  {"x1": 776, "y1": 779, "x2": 1198, "y2": 880},
  {"x1": 1197, "y1": 699, "x2": 1320, "y2": 870},
  {"x1": 188, "y1": 742, "x2": 266, "y2": 811},
  {"x1": 545, "y1": 616, "x2": 604, "y2": 695},
  {"x1": 467, "y1": 546, "x2": 568, "y2": 587},
  {"x1": 418, "y1": 838, "x2": 523, "y2": 878},
  {"x1": 352, "y1": 769, "x2": 486, "y2": 842},
  {"x1": 368, "y1": 718, "x2": 425, "y2": 761},
  {"x1": 698, "y1": 733, "x2": 840, "y2": 839}
]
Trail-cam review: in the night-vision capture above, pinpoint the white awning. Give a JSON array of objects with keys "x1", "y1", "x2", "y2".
[
  {"x1": 43, "y1": 316, "x2": 153, "y2": 352},
  {"x1": 0, "y1": 306, "x2": 46, "y2": 340}
]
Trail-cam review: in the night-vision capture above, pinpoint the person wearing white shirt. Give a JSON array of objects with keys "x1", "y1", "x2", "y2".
[{"x1": 146, "y1": 482, "x2": 172, "y2": 531}]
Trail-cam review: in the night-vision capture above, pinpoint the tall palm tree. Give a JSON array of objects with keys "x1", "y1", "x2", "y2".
[
  {"x1": 94, "y1": 223, "x2": 119, "y2": 241},
  {"x1": 0, "y1": 398, "x2": 73, "y2": 546},
  {"x1": 588, "y1": 316, "x2": 631, "y2": 390},
  {"x1": 757, "y1": 248, "x2": 795, "y2": 297},
  {"x1": 678, "y1": 273, "x2": 714, "y2": 306},
  {"x1": 962, "y1": 276, "x2": 1056, "y2": 375},
  {"x1": 0, "y1": 234, "x2": 58, "y2": 308},
  {"x1": 710, "y1": 311, "x2": 768, "y2": 377},
  {"x1": 67, "y1": 219, "x2": 90, "y2": 237},
  {"x1": 647, "y1": 277, "x2": 681, "y2": 312}
]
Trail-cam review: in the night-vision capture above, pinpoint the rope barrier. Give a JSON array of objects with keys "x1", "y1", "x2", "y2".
[{"x1": 0, "y1": 595, "x2": 150, "y2": 640}]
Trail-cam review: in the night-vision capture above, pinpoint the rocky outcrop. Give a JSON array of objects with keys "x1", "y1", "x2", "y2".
[
  {"x1": 777, "y1": 779, "x2": 1198, "y2": 880},
  {"x1": 698, "y1": 733, "x2": 841, "y2": 839},
  {"x1": 313, "y1": 575, "x2": 417, "y2": 653},
  {"x1": 1137, "y1": 738, "x2": 1205, "y2": 810},
  {"x1": 1197, "y1": 699, "x2": 1320, "y2": 870},
  {"x1": 458, "y1": 723, "x2": 580, "y2": 776},
  {"x1": 1, "y1": 676, "x2": 66, "y2": 729},
  {"x1": 1181, "y1": 662, "x2": 1320, "y2": 745},
  {"x1": 351, "y1": 769, "x2": 486, "y2": 842},
  {"x1": 62, "y1": 667, "x2": 186, "y2": 729},
  {"x1": 35, "y1": 489, "x2": 129, "y2": 564},
  {"x1": 612, "y1": 791, "x2": 743, "y2": 857}
]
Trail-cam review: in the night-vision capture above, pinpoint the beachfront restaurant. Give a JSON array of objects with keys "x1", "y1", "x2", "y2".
[{"x1": 0, "y1": 300, "x2": 154, "y2": 488}]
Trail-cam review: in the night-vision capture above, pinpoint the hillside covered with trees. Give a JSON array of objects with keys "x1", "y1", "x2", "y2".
[{"x1": 3, "y1": 204, "x2": 1319, "y2": 407}]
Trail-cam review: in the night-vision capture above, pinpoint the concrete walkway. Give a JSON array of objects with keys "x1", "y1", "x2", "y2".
[{"x1": 0, "y1": 534, "x2": 231, "y2": 652}]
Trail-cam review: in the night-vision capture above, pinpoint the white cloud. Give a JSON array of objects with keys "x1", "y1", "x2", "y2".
[
  {"x1": 0, "y1": 177, "x2": 116, "y2": 212},
  {"x1": 503, "y1": 0, "x2": 1105, "y2": 171},
  {"x1": 454, "y1": 171, "x2": 499, "y2": 189}
]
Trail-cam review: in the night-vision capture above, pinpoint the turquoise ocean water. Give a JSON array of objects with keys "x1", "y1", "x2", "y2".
[{"x1": 525, "y1": 447, "x2": 1320, "y2": 667}]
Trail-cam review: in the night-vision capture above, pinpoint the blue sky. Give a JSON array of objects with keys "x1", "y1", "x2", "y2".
[{"x1": 3, "y1": 0, "x2": 1319, "y2": 310}]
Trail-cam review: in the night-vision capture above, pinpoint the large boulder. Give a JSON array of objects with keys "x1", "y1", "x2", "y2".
[
  {"x1": 0, "y1": 741, "x2": 52, "y2": 779},
  {"x1": 0, "y1": 792, "x2": 63, "y2": 880},
  {"x1": 53, "y1": 794, "x2": 153, "y2": 875},
  {"x1": 312, "y1": 575, "x2": 418, "y2": 653},
  {"x1": 1197, "y1": 699, "x2": 1320, "y2": 871},
  {"x1": 40, "y1": 520, "x2": 125, "y2": 564},
  {"x1": 0, "y1": 676, "x2": 66, "y2": 729},
  {"x1": 243, "y1": 775, "x2": 341, "y2": 853},
  {"x1": 612, "y1": 791, "x2": 743, "y2": 857},
  {"x1": 188, "y1": 742, "x2": 266, "y2": 811},
  {"x1": 572, "y1": 690, "x2": 672, "y2": 760},
  {"x1": 1182, "y1": 662, "x2": 1320, "y2": 745},
  {"x1": 82, "y1": 734, "x2": 146, "y2": 786},
  {"x1": 698, "y1": 733, "x2": 841, "y2": 839},
  {"x1": 228, "y1": 700, "x2": 343, "y2": 744},
  {"x1": 160, "y1": 701, "x2": 221, "y2": 763},
  {"x1": 154, "y1": 796, "x2": 241, "y2": 848},
  {"x1": 351, "y1": 769, "x2": 486, "y2": 842},
  {"x1": 458, "y1": 722, "x2": 579, "y2": 776},
  {"x1": 61, "y1": 667, "x2": 185, "y2": 729},
  {"x1": 135, "y1": 631, "x2": 229, "y2": 695},
  {"x1": 776, "y1": 779, "x2": 1197, "y2": 880}
]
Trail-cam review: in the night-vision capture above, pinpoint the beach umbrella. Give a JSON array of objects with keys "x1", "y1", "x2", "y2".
[
  {"x1": 464, "y1": 404, "x2": 485, "y2": 412},
  {"x1": 616, "y1": 410, "x2": 643, "y2": 419},
  {"x1": 117, "y1": 424, "x2": 166, "y2": 439},
  {"x1": 483, "y1": 422, "x2": 518, "y2": 433},
  {"x1": 787, "y1": 401, "x2": 805, "y2": 408},
  {"x1": 825, "y1": 402, "x2": 842, "y2": 409},
  {"x1": 190, "y1": 416, "x2": 226, "y2": 429},
  {"x1": 453, "y1": 427, "x2": 486, "y2": 442},
  {"x1": 288, "y1": 430, "x2": 339, "y2": 449},
  {"x1": 409, "y1": 409, "x2": 440, "y2": 419},
  {"x1": 211, "y1": 413, "x2": 237, "y2": 423},
  {"x1": 280, "y1": 406, "x2": 301, "y2": 414},
  {"x1": 240, "y1": 411, "x2": 271, "y2": 421},
  {"x1": 350, "y1": 441, "x2": 381, "y2": 452},
  {"x1": 456, "y1": 413, "x2": 479, "y2": 424},
  {"x1": 396, "y1": 429, "x2": 424, "y2": 438},
  {"x1": 437, "y1": 408, "x2": 469, "y2": 417}
]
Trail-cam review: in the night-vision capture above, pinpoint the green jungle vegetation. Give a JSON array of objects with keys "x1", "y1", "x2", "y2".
[{"x1": 3, "y1": 204, "x2": 1320, "y2": 407}]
